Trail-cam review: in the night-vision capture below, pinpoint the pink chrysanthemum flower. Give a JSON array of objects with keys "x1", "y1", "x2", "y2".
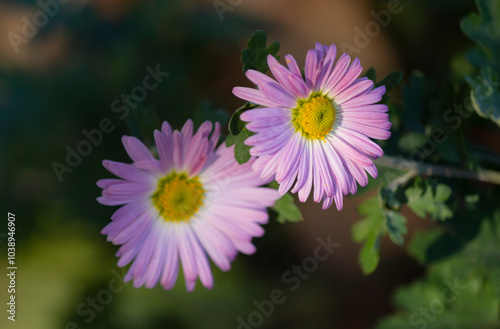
[
  {"x1": 97, "y1": 120, "x2": 279, "y2": 291},
  {"x1": 233, "y1": 43, "x2": 391, "y2": 210}
]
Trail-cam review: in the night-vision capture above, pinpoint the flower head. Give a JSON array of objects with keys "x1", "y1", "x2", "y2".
[
  {"x1": 233, "y1": 43, "x2": 391, "y2": 210},
  {"x1": 97, "y1": 120, "x2": 279, "y2": 291}
]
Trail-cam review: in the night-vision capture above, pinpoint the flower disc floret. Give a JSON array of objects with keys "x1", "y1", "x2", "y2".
[
  {"x1": 293, "y1": 95, "x2": 336, "y2": 140},
  {"x1": 152, "y1": 173, "x2": 204, "y2": 222}
]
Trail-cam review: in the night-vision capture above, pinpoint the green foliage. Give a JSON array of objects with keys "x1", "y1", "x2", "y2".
[
  {"x1": 375, "y1": 207, "x2": 500, "y2": 329},
  {"x1": 228, "y1": 102, "x2": 257, "y2": 135},
  {"x1": 359, "y1": 232, "x2": 381, "y2": 276},
  {"x1": 385, "y1": 211, "x2": 408, "y2": 246},
  {"x1": 407, "y1": 193, "x2": 496, "y2": 265},
  {"x1": 272, "y1": 193, "x2": 304, "y2": 224},
  {"x1": 363, "y1": 67, "x2": 377, "y2": 82},
  {"x1": 405, "y1": 180, "x2": 453, "y2": 221},
  {"x1": 393, "y1": 69, "x2": 466, "y2": 166},
  {"x1": 376, "y1": 71, "x2": 404, "y2": 93},
  {"x1": 465, "y1": 67, "x2": 500, "y2": 126},
  {"x1": 361, "y1": 4, "x2": 500, "y2": 303},
  {"x1": 225, "y1": 30, "x2": 281, "y2": 164},
  {"x1": 461, "y1": 0, "x2": 500, "y2": 127},
  {"x1": 352, "y1": 191, "x2": 408, "y2": 275},
  {"x1": 396, "y1": 131, "x2": 426, "y2": 153},
  {"x1": 406, "y1": 229, "x2": 443, "y2": 265},
  {"x1": 241, "y1": 30, "x2": 280, "y2": 73},
  {"x1": 352, "y1": 195, "x2": 383, "y2": 275},
  {"x1": 460, "y1": 0, "x2": 500, "y2": 71},
  {"x1": 353, "y1": 176, "x2": 454, "y2": 275},
  {"x1": 268, "y1": 181, "x2": 303, "y2": 224},
  {"x1": 225, "y1": 127, "x2": 253, "y2": 164},
  {"x1": 363, "y1": 68, "x2": 403, "y2": 104}
]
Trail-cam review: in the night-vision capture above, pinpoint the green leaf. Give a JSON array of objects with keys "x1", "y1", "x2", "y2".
[
  {"x1": 386, "y1": 211, "x2": 407, "y2": 246},
  {"x1": 397, "y1": 132, "x2": 426, "y2": 154},
  {"x1": 234, "y1": 138, "x2": 251, "y2": 164},
  {"x1": 405, "y1": 181, "x2": 453, "y2": 221},
  {"x1": 353, "y1": 191, "x2": 409, "y2": 274},
  {"x1": 363, "y1": 67, "x2": 377, "y2": 82},
  {"x1": 380, "y1": 185, "x2": 406, "y2": 211},
  {"x1": 352, "y1": 195, "x2": 385, "y2": 274},
  {"x1": 460, "y1": 0, "x2": 500, "y2": 70},
  {"x1": 225, "y1": 128, "x2": 252, "y2": 164},
  {"x1": 380, "y1": 186, "x2": 408, "y2": 246},
  {"x1": 490, "y1": 208, "x2": 500, "y2": 239},
  {"x1": 353, "y1": 201, "x2": 380, "y2": 239},
  {"x1": 376, "y1": 205, "x2": 500, "y2": 329},
  {"x1": 408, "y1": 208, "x2": 484, "y2": 265},
  {"x1": 241, "y1": 30, "x2": 280, "y2": 73},
  {"x1": 406, "y1": 229, "x2": 443, "y2": 264},
  {"x1": 228, "y1": 102, "x2": 257, "y2": 135},
  {"x1": 461, "y1": 0, "x2": 500, "y2": 127},
  {"x1": 359, "y1": 233, "x2": 381, "y2": 275},
  {"x1": 225, "y1": 133, "x2": 236, "y2": 147},
  {"x1": 465, "y1": 66, "x2": 500, "y2": 127},
  {"x1": 376, "y1": 71, "x2": 403, "y2": 93},
  {"x1": 271, "y1": 193, "x2": 303, "y2": 224}
]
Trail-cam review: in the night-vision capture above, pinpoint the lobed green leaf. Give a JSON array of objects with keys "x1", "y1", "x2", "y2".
[
  {"x1": 225, "y1": 128, "x2": 252, "y2": 164},
  {"x1": 241, "y1": 30, "x2": 280, "y2": 73},
  {"x1": 271, "y1": 193, "x2": 303, "y2": 224},
  {"x1": 405, "y1": 181, "x2": 453, "y2": 221}
]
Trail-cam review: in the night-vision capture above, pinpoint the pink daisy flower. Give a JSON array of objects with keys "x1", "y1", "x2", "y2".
[
  {"x1": 233, "y1": 43, "x2": 391, "y2": 210},
  {"x1": 97, "y1": 120, "x2": 279, "y2": 291}
]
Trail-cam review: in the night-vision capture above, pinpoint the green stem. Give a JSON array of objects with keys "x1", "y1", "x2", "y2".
[{"x1": 375, "y1": 155, "x2": 500, "y2": 186}]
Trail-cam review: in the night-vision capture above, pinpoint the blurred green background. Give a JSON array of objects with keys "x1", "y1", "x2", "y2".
[{"x1": 1, "y1": 0, "x2": 499, "y2": 328}]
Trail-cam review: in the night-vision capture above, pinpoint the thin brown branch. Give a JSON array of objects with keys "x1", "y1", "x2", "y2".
[{"x1": 375, "y1": 155, "x2": 500, "y2": 186}]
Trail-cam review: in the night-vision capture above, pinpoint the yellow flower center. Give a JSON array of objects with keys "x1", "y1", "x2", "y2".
[
  {"x1": 152, "y1": 172, "x2": 205, "y2": 222},
  {"x1": 292, "y1": 95, "x2": 336, "y2": 140}
]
